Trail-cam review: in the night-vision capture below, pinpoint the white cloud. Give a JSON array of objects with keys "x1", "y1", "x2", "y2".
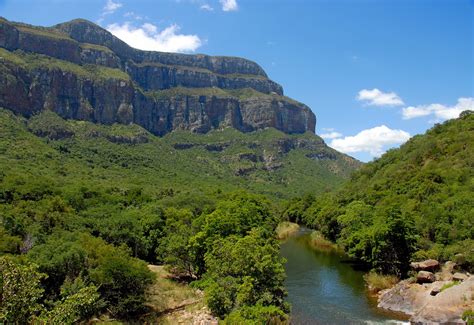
[
  {"x1": 107, "y1": 22, "x2": 202, "y2": 53},
  {"x1": 320, "y1": 131, "x2": 343, "y2": 139},
  {"x1": 357, "y1": 88, "x2": 404, "y2": 107},
  {"x1": 329, "y1": 125, "x2": 410, "y2": 157},
  {"x1": 103, "y1": 0, "x2": 122, "y2": 15},
  {"x1": 402, "y1": 97, "x2": 474, "y2": 121},
  {"x1": 124, "y1": 11, "x2": 143, "y2": 20},
  {"x1": 220, "y1": 0, "x2": 238, "y2": 11},
  {"x1": 200, "y1": 4, "x2": 214, "y2": 11}
]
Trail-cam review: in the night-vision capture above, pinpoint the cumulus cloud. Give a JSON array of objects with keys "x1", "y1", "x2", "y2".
[
  {"x1": 220, "y1": 0, "x2": 238, "y2": 11},
  {"x1": 320, "y1": 131, "x2": 343, "y2": 139},
  {"x1": 329, "y1": 125, "x2": 410, "y2": 157},
  {"x1": 200, "y1": 4, "x2": 214, "y2": 11},
  {"x1": 107, "y1": 22, "x2": 202, "y2": 53},
  {"x1": 103, "y1": 0, "x2": 122, "y2": 15},
  {"x1": 357, "y1": 88, "x2": 404, "y2": 107},
  {"x1": 402, "y1": 97, "x2": 474, "y2": 121}
]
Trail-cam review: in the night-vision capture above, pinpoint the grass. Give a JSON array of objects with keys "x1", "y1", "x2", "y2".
[
  {"x1": 15, "y1": 24, "x2": 72, "y2": 41},
  {"x1": 275, "y1": 222, "x2": 300, "y2": 240},
  {"x1": 0, "y1": 48, "x2": 130, "y2": 81},
  {"x1": 440, "y1": 281, "x2": 460, "y2": 292},
  {"x1": 364, "y1": 272, "x2": 399, "y2": 294},
  {"x1": 145, "y1": 265, "x2": 200, "y2": 313},
  {"x1": 308, "y1": 231, "x2": 339, "y2": 251},
  {"x1": 142, "y1": 265, "x2": 214, "y2": 324}
]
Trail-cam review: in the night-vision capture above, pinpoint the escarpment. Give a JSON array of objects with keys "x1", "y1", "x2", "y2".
[{"x1": 0, "y1": 17, "x2": 315, "y2": 135}]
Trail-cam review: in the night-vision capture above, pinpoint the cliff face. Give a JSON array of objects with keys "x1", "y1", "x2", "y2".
[{"x1": 0, "y1": 17, "x2": 316, "y2": 135}]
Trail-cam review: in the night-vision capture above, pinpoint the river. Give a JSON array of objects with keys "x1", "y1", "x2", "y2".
[{"x1": 280, "y1": 227, "x2": 408, "y2": 324}]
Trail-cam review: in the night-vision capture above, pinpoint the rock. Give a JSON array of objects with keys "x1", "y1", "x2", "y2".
[
  {"x1": 410, "y1": 259, "x2": 440, "y2": 272},
  {"x1": 379, "y1": 276, "x2": 474, "y2": 324},
  {"x1": 417, "y1": 271, "x2": 436, "y2": 283},
  {"x1": 453, "y1": 272, "x2": 468, "y2": 281},
  {"x1": 429, "y1": 281, "x2": 448, "y2": 296},
  {"x1": 0, "y1": 17, "x2": 317, "y2": 136}
]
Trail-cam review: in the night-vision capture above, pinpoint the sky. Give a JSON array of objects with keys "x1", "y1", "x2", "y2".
[{"x1": 1, "y1": 0, "x2": 472, "y2": 161}]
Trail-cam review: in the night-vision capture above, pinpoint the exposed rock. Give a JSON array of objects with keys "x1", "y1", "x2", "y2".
[
  {"x1": 416, "y1": 271, "x2": 435, "y2": 283},
  {"x1": 173, "y1": 143, "x2": 196, "y2": 150},
  {"x1": 429, "y1": 281, "x2": 449, "y2": 296},
  {"x1": 453, "y1": 272, "x2": 468, "y2": 281},
  {"x1": 204, "y1": 143, "x2": 228, "y2": 152},
  {"x1": 410, "y1": 259, "x2": 440, "y2": 272},
  {"x1": 306, "y1": 152, "x2": 337, "y2": 160},
  {"x1": 238, "y1": 153, "x2": 261, "y2": 162},
  {"x1": 0, "y1": 18, "x2": 317, "y2": 136},
  {"x1": 378, "y1": 275, "x2": 474, "y2": 324}
]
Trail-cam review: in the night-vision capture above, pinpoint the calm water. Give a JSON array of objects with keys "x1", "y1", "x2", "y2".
[{"x1": 280, "y1": 228, "x2": 408, "y2": 325}]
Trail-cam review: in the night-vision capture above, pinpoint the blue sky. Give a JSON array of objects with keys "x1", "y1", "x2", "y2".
[{"x1": 1, "y1": 0, "x2": 472, "y2": 161}]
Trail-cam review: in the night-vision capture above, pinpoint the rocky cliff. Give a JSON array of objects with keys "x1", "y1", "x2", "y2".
[{"x1": 0, "y1": 17, "x2": 316, "y2": 136}]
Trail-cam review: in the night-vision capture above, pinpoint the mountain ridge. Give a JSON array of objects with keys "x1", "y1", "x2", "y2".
[{"x1": 0, "y1": 17, "x2": 316, "y2": 136}]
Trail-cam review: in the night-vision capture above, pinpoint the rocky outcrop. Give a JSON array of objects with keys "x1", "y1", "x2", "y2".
[
  {"x1": 0, "y1": 17, "x2": 315, "y2": 136},
  {"x1": 378, "y1": 261, "x2": 473, "y2": 324}
]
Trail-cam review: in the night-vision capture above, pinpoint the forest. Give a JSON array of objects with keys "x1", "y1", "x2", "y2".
[{"x1": 283, "y1": 111, "x2": 474, "y2": 276}]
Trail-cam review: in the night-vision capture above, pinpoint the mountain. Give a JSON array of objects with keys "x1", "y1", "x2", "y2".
[
  {"x1": 0, "y1": 17, "x2": 361, "y2": 199},
  {"x1": 0, "y1": 17, "x2": 314, "y2": 136},
  {"x1": 287, "y1": 111, "x2": 474, "y2": 274}
]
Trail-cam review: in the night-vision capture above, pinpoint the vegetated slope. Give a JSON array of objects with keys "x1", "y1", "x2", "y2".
[
  {"x1": 0, "y1": 109, "x2": 360, "y2": 201},
  {"x1": 2, "y1": 108, "x2": 330, "y2": 323},
  {"x1": 285, "y1": 112, "x2": 474, "y2": 275}
]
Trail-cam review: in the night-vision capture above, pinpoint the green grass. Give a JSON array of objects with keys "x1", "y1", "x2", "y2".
[
  {"x1": 440, "y1": 281, "x2": 460, "y2": 292},
  {"x1": 0, "y1": 48, "x2": 129, "y2": 81}
]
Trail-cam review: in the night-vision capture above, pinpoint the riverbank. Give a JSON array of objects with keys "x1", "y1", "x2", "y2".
[
  {"x1": 280, "y1": 227, "x2": 407, "y2": 324},
  {"x1": 378, "y1": 261, "x2": 474, "y2": 324}
]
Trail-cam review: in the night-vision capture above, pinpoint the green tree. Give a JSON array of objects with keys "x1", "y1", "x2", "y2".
[{"x1": 0, "y1": 256, "x2": 45, "y2": 323}]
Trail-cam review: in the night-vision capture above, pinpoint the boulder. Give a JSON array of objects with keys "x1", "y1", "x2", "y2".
[
  {"x1": 410, "y1": 259, "x2": 440, "y2": 272},
  {"x1": 453, "y1": 272, "x2": 468, "y2": 281},
  {"x1": 417, "y1": 271, "x2": 436, "y2": 283},
  {"x1": 429, "y1": 281, "x2": 448, "y2": 296}
]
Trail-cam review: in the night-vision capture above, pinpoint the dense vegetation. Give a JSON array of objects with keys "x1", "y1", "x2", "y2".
[
  {"x1": 284, "y1": 112, "x2": 474, "y2": 276},
  {"x1": 0, "y1": 108, "x2": 320, "y2": 323}
]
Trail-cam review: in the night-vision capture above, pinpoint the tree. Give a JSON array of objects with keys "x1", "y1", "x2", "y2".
[{"x1": 0, "y1": 256, "x2": 45, "y2": 323}]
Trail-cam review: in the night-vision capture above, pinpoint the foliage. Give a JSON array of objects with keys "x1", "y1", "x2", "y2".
[
  {"x1": 0, "y1": 256, "x2": 45, "y2": 323},
  {"x1": 463, "y1": 310, "x2": 474, "y2": 325},
  {"x1": 40, "y1": 285, "x2": 101, "y2": 324},
  {"x1": 223, "y1": 304, "x2": 288, "y2": 324},
  {"x1": 287, "y1": 113, "x2": 474, "y2": 274},
  {"x1": 28, "y1": 232, "x2": 154, "y2": 318}
]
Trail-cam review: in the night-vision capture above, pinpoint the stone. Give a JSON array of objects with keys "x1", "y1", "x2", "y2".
[
  {"x1": 410, "y1": 259, "x2": 440, "y2": 272},
  {"x1": 429, "y1": 281, "x2": 448, "y2": 296},
  {"x1": 452, "y1": 272, "x2": 468, "y2": 281},
  {"x1": 417, "y1": 271, "x2": 436, "y2": 283},
  {"x1": 379, "y1": 276, "x2": 474, "y2": 324}
]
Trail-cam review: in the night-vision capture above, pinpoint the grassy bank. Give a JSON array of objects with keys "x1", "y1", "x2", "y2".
[{"x1": 276, "y1": 222, "x2": 300, "y2": 240}]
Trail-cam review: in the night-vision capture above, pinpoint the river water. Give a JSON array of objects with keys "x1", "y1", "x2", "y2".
[{"x1": 280, "y1": 228, "x2": 408, "y2": 324}]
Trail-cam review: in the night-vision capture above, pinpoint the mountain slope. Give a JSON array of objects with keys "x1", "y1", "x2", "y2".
[
  {"x1": 0, "y1": 17, "x2": 315, "y2": 136},
  {"x1": 289, "y1": 112, "x2": 474, "y2": 274},
  {"x1": 0, "y1": 108, "x2": 360, "y2": 201}
]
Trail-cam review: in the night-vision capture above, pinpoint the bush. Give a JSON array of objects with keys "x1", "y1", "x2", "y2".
[{"x1": 0, "y1": 256, "x2": 45, "y2": 323}]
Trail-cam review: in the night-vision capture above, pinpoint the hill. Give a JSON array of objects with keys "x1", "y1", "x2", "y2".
[{"x1": 285, "y1": 111, "x2": 474, "y2": 275}]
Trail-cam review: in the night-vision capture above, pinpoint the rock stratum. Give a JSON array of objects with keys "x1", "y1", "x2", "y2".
[{"x1": 0, "y1": 17, "x2": 315, "y2": 136}]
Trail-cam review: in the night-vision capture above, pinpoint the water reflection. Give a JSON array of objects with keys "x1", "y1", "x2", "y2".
[{"x1": 280, "y1": 228, "x2": 408, "y2": 325}]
